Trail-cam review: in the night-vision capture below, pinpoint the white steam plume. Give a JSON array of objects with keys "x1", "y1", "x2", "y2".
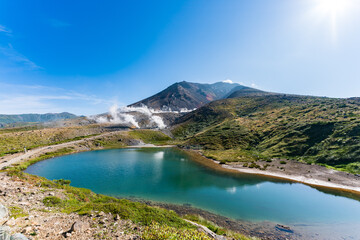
[{"x1": 89, "y1": 104, "x2": 188, "y2": 129}]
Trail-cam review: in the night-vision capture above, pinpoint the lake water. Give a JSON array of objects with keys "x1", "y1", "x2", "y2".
[{"x1": 25, "y1": 148, "x2": 360, "y2": 238}]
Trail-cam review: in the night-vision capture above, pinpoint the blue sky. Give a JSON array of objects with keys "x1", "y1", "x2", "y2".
[{"x1": 0, "y1": 0, "x2": 360, "y2": 115}]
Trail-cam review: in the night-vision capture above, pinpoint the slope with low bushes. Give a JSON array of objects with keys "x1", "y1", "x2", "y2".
[{"x1": 172, "y1": 95, "x2": 360, "y2": 173}]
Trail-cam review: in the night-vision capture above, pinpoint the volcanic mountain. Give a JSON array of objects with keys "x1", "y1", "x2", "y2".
[{"x1": 129, "y1": 81, "x2": 261, "y2": 111}]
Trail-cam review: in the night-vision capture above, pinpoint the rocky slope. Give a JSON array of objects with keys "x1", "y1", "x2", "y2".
[
  {"x1": 0, "y1": 172, "x2": 139, "y2": 240},
  {"x1": 129, "y1": 81, "x2": 255, "y2": 111}
]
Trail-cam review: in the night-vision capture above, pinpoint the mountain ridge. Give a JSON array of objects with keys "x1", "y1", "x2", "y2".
[
  {"x1": 0, "y1": 112, "x2": 78, "y2": 128},
  {"x1": 129, "y1": 81, "x2": 261, "y2": 111}
]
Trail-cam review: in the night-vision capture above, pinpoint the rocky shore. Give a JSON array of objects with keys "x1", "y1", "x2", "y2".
[{"x1": 0, "y1": 172, "x2": 140, "y2": 240}]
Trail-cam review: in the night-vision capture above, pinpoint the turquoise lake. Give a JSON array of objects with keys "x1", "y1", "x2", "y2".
[{"x1": 25, "y1": 148, "x2": 360, "y2": 238}]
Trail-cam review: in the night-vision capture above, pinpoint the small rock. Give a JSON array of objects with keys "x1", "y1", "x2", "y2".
[
  {"x1": 21, "y1": 227, "x2": 32, "y2": 234},
  {"x1": 99, "y1": 220, "x2": 105, "y2": 225},
  {"x1": 99, "y1": 211, "x2": 106, "y2": 217},
  {"x1": 10, "y1": 233, "x2": 28, "y2": 240},
  {"x1": 72, "y1": 221, "x2": 90, "y2": 232}
]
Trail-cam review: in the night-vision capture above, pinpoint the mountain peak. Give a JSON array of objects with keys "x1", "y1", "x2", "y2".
[{"x1": 129, "y1": 81, "x2": 244, "y2": 111}]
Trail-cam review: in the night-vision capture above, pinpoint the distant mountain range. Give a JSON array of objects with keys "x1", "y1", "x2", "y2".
[
  {"x1": 129, "y1": 81, "x2": 265, "y2": 111},
  {"x1": 0, "y1": 112, "x2": 78, "y2": 128}
]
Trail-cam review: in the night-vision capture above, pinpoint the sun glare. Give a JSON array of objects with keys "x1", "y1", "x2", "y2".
[
  {"x1": 314, "y1": 0, "x2": 352, "y2": 16},
  {"x1": 312, "y1": 0, "x2": 354, "y2": 42}
]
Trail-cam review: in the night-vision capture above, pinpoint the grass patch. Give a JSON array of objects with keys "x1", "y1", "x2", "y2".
[
  {"x1": 142, "y1": 222, "x2": 211, "y2": 240},
  {"x1": 8, "y1": 147, "x2": 75, "y2": 173},
  {"x1": 129, "y1": 130, "x2": 172, "y2": 145},
  {"x1": 184, "y1": 215, "x2": 257, "y2": 240},
  {"x1": 9, "y1": 206, "x2": 28, "y2": 219},
  {"x1": 43, "y1": 196, "x2": 62, "y2": 207},
  {"x1": 0, "y1": 125, "x2": 104, "y2": 156},
  {"x1": 9, "y1": 175, "x2": 194, "y2": 229}
]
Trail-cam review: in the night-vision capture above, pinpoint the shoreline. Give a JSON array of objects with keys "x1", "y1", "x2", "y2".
[
  {"x1": 182, "y1": 149, "x2": 360, "y2": 197},
  {"x1": 1, "y1": 137, "x2": 360, "y2": 239},
  {"x1": 222, "y1": 163, "x2": 360, "y2": 195},
  {"x1": 2, "y1": 135, "x2": 360, "y2": 197}
]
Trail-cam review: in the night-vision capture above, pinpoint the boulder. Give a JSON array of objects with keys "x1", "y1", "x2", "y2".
[
  {"x1": 72, "y1": 221, "x2": 90, "y2": 232},
  {"x1": 10, "y1": 234, "x2": 28, "y2": 240},
  {"x1": 0, "y1": 226, "x2": 11, "y2": 240},
  {"x1": 0, "y1": 204, "x2": 9, "y2": 225}
]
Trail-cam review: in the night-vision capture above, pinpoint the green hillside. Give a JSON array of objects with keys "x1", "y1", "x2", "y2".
[{"x1": 172, "y1": 95, "x2": 360, "y2": 174}]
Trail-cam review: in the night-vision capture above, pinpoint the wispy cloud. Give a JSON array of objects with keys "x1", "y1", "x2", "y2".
[
  {"x1": 49, "y1": 19, "x2": 71, "y2": 28},
  {"x1": 0, "y1": 24, "x2": 41, "y2": 71},
  {"x1": 0, "y1": 25, "x2": 11, "y2": 34},
  {"x1": 0, "y1": 82, "x2": 112, "y2": 115},
  {"x1": 0, "y1": 44, "x2": 41, "y2": 71}
]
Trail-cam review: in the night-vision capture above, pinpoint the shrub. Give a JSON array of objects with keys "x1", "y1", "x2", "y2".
[
  {"x1": 43, "y1": 196, "x2": 62, "y2": 206},
  {"x1": 280, "y1": 161, "x2": 287, "y2": 164},
  {"x1": 249, "y1": 163, "x2": 260, "y2": 169},
  {"x1": 54, "y1": 179, "x2": 71, "y2": 185}
]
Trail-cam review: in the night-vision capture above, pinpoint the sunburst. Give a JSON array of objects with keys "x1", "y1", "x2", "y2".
[{"x1": 312, "y1": 0, "x2": 354, "y2": 41}]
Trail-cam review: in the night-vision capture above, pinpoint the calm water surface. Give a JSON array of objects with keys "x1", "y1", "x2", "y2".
[{"x1": 25, "y1": 148, "x2": 360, "y2": 237}]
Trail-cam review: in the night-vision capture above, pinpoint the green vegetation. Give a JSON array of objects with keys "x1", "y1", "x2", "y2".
[
  {"x1": 129, "y1": 130, "x2": 172, "y2": 145},
  {"x1": 54, "y1": 179, "x2": 71, "y2": 185},
  {"x1": 0, "y1": 125, "x2": 103, "y2": 156},
  {"x1": 173, "y1": 95, "x2": 360, "y2": 174},
  {"x1": 1, "y1": 125, "x2": 255, "y2": 239},
  {"x1": 142, "y1": 222, "x2": 211, "y2": 240},
  {"x1": 9, "y1": 206, "x2": 28, "y2": 219},
  {"x1": 7, "y1": 147, "x2": 75, "y2": 172},
  {"x1": 184, "y1": 215, "x2": 257, "y2": 240},
  {"x1": 10, "y1": 170, "x2": 193, "y2": 229},
  {"x1": 43, "y1": 196, "x2": 62, "y2": 206}
]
